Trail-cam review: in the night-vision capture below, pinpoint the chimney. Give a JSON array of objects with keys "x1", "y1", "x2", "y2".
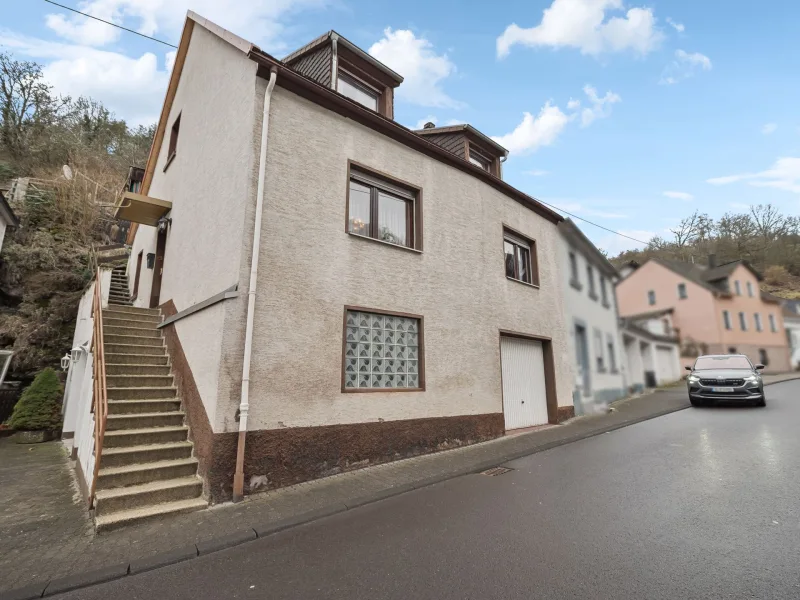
[
  {"x1": 708, "y1": 253, "x2": 717, "y2": 268},
  {"x1": 423, "y1": 121, "x2": 436, "y2": 129}
]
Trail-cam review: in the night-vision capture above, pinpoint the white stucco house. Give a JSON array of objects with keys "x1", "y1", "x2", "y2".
[
  {"x1": 619, "y1": 308, "x2": 682, "y2": 392},
  {"x1": 557, "y1": 219, "x2": 626, "y2": 414},
  {"x1": 62, "y1": 12, "x2": 577, "y2": 525},
  {"x1": 782, "y1": 300, "x2": 800, "y2": 370}
]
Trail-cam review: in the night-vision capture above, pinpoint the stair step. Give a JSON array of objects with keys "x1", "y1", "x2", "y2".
[
  {"x1": 95, "y1": 497, "x2": 207, "y2": 532},
  {"x1": 107, "y1": 374, "x2": 174, "y2": 388},
  {"x1": 97, "y1": 457, "x2": 199, "y2": 489},
  {"x1": 106, "y1": 363, "x2": 171, "y2": 376},
  {"x1": 108, "y1": 399, "x2": 182, "y2": 414},
  {"x1": 94, "y1": 476, "x2": 203, "y2": 517},
  {"x1": 108, "y1": 386, "x2": 177, "y2": 400},
  {"x1": 105, "y1": 305, "x2": 161, "y2": 317},
  {"x1": 105, "y1": 343, "x2": 166, "y2": 356},
  {"x1": 100, "y1": 441, "x2": 193, "y2": 469},
  {"x1": 105, "y1": 353, "x2": 169, "y2": 366},
  {"x1": 104, "y1": 325, "x2": 162, "y2": 339},
  {"x1": 104, "y1": 426, "x2": 188, "y2": 448},
  {"x1": 106, "y1": 411, "x2": 184, "y2": 430},
  {"x1": 105, "y1": 334, "x2": 164, "y2": 347},
  {"x1": 103, "y1": 310, "x2": 161, "y2": 323},
  {"x1": 104, "y1": 316, "x2": 161, "y2": 329},
  {"x1": 108, "y1": 300, "x2": 133, "y2": 306}
]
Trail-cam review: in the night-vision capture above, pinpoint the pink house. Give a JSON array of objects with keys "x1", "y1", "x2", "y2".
[{"x1": 616, "y1": 257, "x2": 790, "y2": 372}]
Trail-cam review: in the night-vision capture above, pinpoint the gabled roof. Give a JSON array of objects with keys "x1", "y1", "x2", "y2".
[
  {"x1": 644, "y1": 258, "x2": 757, "y2": 295},
  {"x1": 282, "y1": 30, "x2": 404, "y2": 85},
  {"x1": 619, "y1": 320, "x2": 679, "y2": 344},
  {"x1": 414, "y1": 124, "x2": 509, "y2": 158},
  {"x1": 622, "y1": 307, "x2": 674, "y2": 321},
  {"x1": 704, "y1": 259, "x2": 763, "y2": 282},
  {"x1": 559, "y1": 219, "x2": 618, "y2": 278},
  {"x1": 0, "y1": 192, "x2": 19, "y2": 227}
]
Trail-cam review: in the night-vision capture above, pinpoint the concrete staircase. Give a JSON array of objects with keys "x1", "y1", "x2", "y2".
[{"x1": 95, "y1": 269, "x2": 206, "y2": 531}]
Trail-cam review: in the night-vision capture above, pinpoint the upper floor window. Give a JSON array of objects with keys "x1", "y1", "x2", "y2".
[
  {"x1": 723, "y1": 310, "x2": 732, "y2": 330},
  {"x1": 337, "y1": 72, "x2": 379, "y2": 111},
  {"x1": 569, "y1": 252, "x2": 580, "y2": 289},
  {"x1": 164, "y1": 113, "x2": 180, "y2": 171},
  {"x1": 746, "y1": 281, "x2": 754, "y2": 297},
  {"x1": 504, "y1": 228, "x2": 538, "y2": 286},
  {"x1": 754, "y1": 313, "x2": 763, "y2": 332},
  {"x1": 648, "y1": 290, "x2": 656, "y2": 306},
  {"x1": 600, "y1": 276, "x2": 610, "y2": 307},
  {"x1": 468, "y1": 148, "x2": 491, "y2": 171},
  {"x1": 677, "y1": 283, "x2": 687, "y2": 299},
  {"x1": 739, "y1": 311, "x2": 747, "y2": 331},
  {"x1": 769, "y1": 313, "x2": 778, "y2": 332},
  {"x1": 734, "y1": 280, "x2": 742, "y2": 295},
  {"x1": 347, "y1": 165, "x2": 420, "y2": 250},
  {"x1": 587, "y1": 266, "x2": 597, "y2": 300}
]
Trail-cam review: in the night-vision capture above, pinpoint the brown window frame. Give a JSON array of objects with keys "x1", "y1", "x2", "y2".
[
  {"x1": 503, "y1": 226, "x2": 539, "y2": 287},
  {"x1": 164, "y1": 112, "x2": 180, "y2": 172},
  {"x1": 337, "y1": 69, "x2": 380, "y2": 111},
  {"x1": 345, "y1": 161, "x2": 423, "y2": 252},
  {"x1": 466, "y1": 140, "x2": 499, "y2": 176},
  {"x1": 341, "y1": 305, "x2": 426, "y2": 393}
]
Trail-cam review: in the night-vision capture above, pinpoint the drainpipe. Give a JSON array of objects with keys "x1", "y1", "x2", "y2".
[{"x1": 233, "y1": 66, "x2": 278, "y2": 503}]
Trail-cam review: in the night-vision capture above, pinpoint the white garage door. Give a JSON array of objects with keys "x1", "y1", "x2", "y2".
[
  {"x1": 656, "y1": 346, "x2": 676, "y2": 383},
  {"x1": 500, "y1": 336, "x2": 549, "y2": 430}
]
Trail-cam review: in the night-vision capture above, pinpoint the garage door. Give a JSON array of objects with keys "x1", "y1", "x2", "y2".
[
  {"x1": 656, "y1": 346, "x2": 676, "y2": 383},
  {"x1": 500, "y1": 336, "x2": 549, "y2": 430}
]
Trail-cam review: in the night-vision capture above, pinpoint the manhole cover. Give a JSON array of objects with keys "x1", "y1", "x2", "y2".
[{"x1": 481, "y1": 466, "x2": 513, "y2": 476}]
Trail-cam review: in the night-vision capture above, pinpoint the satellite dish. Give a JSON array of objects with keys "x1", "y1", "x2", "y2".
[{"x1": 62, "y1": 165, "x2": 73, "y2": 180}]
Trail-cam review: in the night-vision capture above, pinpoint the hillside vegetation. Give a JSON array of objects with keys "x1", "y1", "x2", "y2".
[
  {"x1": 0, "y1": 52, "x2": 153, "y2": 381},
  {"x1": 610, "y1": 207, "x2": 800, "y2": 299}
]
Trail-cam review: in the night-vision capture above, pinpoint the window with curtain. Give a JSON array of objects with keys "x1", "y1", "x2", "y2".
[
  {"x1": 347, "y1": 167, "x2": 417, "y2": 249},
  {"x1": 503, "y1": 229, "x2": 538, "y2": 285},
  {"x1": 343, "y1": 309, "x2": 422, "y2": 390}
]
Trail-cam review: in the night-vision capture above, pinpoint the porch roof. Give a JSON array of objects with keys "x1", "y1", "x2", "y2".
[{"x1": 115, "y1": 191, "x2": 172, "y2": 227}]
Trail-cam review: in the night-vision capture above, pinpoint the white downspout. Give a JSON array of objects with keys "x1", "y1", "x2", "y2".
[{"x1": 233, "y1": 66, "x2": 278, "y2": 503}]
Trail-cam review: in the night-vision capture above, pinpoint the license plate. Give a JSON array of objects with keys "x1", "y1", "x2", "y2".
[{"x1": 712, "y1": 387, "x2": 735, "y2": 393}]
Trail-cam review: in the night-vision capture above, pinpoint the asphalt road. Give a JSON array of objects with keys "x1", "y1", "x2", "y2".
[{"x1": 56, "y1": 380, "x2": 800, "y2": 600}]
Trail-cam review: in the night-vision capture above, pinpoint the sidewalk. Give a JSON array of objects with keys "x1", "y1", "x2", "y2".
[{"x1": 2, "y1": 374, "x2": 798, "y2": 597}]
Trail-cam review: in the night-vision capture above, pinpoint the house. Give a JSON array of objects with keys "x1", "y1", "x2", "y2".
[
  {"x1": 781, "y1": 300, "x2": 800, "y2": 370},
  {"x1": 0, "y1": 191, "x2": 19, "y2": 253},
  {"x1": 616, "y1": 256, "x2": 790, "y2": 371},
  {"x1": 63, "y1": 12, "x2": 575, "y2": 526},
  {"x1": 557, "y1": 219, "x2": 626, "y2": 414},
  {"x1": 619, "y1": 308, "x2": 682, "y2": 391}
]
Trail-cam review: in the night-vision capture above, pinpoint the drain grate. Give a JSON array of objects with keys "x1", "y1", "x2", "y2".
[{"x1": 481, "y1": 466, "x2": 513, "y2": 477}]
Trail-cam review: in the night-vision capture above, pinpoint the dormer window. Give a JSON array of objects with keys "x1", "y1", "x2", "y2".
[
  {"x1": 468, "y1": 148, "x2": 491, "y2": 171},
  {"x1": 337, "y1": 71, "x2": 379, "y2": 111}
]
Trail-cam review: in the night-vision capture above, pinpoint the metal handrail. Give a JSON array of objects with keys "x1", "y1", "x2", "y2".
[{"x1": 88, "y1": 267, "x2": 108, "y2": 507}]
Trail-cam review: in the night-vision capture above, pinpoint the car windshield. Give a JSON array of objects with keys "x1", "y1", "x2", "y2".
[{"x1": 694, "y1": 356, "x2": 752, "y2": 370}]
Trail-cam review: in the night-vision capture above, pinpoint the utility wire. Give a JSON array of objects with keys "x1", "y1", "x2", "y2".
[
  {"x1": 40, "y1": 2, "x2": 649, "y2": 249},
  {"x1": 42, "y1": 0, "x2": 178, "y2": 48}
]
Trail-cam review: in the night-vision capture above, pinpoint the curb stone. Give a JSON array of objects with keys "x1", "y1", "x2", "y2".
[{"x1": 5, "y1": 379, "x2": 796, "y2": 599}]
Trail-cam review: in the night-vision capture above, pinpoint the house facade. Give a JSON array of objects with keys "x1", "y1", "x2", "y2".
[
  {"x1": 782, "y1": 300, "x2": 800, "y2": 370},
  {"x1": 619, "y1": 308, "x2": 682, "y2": 391},
  {"x1": 617, "y1": 257, "x2": 790, "y2": 371},
  {"x1": 557, "y1": 219, "x2": 625, "y2": 414},
  {"x1": 62, "y1": 12, "x2": 576, "y2": 520}
]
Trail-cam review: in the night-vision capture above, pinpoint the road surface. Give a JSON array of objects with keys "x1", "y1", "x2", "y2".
[{"x1": 56, "y1": 380, "x2": 800, "y2": 599}]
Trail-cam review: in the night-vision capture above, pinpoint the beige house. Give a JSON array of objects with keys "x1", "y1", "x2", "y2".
[
  {"x1": 617, "y1": 257, "x2": 790, "y2": 371},
  {"x1": 64, "y1": 12, "x2": 577, "y2": 524}
]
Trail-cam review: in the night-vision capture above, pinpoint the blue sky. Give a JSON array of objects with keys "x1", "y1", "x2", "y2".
[{"x1": 3, "y1": 0, "x2": 800, "y2": 255}]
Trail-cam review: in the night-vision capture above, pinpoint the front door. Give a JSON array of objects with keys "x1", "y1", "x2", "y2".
[
  {"x1": 149, "y1": 229, "x2": 167, "y2": 309},
  {"x1": 500, "y1": 336, "x2": 549, "y2": 430},
  {"x1": 575, "y1": 324, "x2": 591, "y2": 395}
]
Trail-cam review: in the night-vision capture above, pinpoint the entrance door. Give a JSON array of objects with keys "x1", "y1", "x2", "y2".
[
  {"x1": 500, "y1": 336, "x2": 549, "y2": 430},
  {"x1": 149, "y1": 229, "x2": 167, "y2": 309},
  {"x1": 575, "y1": 324, "x2": 591, "y2": 395},
  {"x1": 132, "y1": 251, "x2": 143, "y2": 300}
]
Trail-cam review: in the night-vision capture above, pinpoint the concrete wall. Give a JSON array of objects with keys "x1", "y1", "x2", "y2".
[
  {"x1": 558, "y1": 235, "x2": 625, "y2": 414},
  {"x1": 61, "y1": 284, "x2": 95, "y2": 439},
  {"x1": 211, "y1": 87, "x2": 573, "y2": 433},
  {"x1": 127, "y1": 24, "x2": 260, "y2": 423}
]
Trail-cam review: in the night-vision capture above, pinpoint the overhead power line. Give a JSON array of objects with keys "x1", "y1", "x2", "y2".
[
  {"x1": 42, "y1": 0, "x2": 177, "y2": 48},
  {"x1": 537, "y1": 201, "x2": 652, "y2": 246}
]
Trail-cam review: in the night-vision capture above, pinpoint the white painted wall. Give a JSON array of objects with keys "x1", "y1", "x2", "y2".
[
  {"x1": 557, "y1": 233, "x2": 625, "y2": 413},
  {"x1": 62, "y1": 284, "x2": 95, "y2": 439},
  {"x1": 784, "y1": 317, "x2": 800, "y2": 368}
]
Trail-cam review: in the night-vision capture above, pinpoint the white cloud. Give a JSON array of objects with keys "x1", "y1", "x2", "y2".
[
  {"x1": 729, "y1": 202, "x2": 750, "y2": 211},
  {"x1": 761, "y1": 123, "x2": 777, "y2": 135},
  {"x1": 666, "y1": 17, "x2": 685, "y2": 33},
  {"x1": 579, "y1": 84, "x2": 620, "y2": 127},
  {"x1": 369, "y1": 28, "x2": 462, "y2": 109},
  {"x1": 496, "y1": 0, "x2": 664, "y2": 58},
  {"x1": 707, "y1": 157, "x2": 800, "y2": 194},
  {"x1": 660, "y1": 49, "x2": 712, "y2": 84},
  {"x1": 492, "y1": 102, "x2": 572, "y2": 155},
  {"x1": 567, "y1": 98, "x2": 581, "y2": 110},
  {"x1": 663, "y1": 190, "x2": 693, "y2": 201},
  {"x1": 45, "y1": 1, "x2": 123, "y2": 46},
  {"x1": 525, "y1": 169, "x2": 549, "y2": 176}
]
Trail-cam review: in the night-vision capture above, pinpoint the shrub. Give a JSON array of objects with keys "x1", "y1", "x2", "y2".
[
  {"x1": 8, "y1": 368, "x2": 63, "y2": 431},
  {"x1": 764, "y1": 265, "x2": 791, "y2": 286}
]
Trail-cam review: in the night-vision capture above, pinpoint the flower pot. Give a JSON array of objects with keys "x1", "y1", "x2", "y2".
[{"x1": 13, "y1": 430, "x2": 57, "y2": 444}]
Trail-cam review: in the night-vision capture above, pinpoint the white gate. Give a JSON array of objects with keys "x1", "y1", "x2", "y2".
[
  {"x1": 656, "y1": 345, "x2": 677, "y2": 384},
  {"x1": 500, "y1": 336, "x2": 549, "y2": 430}
]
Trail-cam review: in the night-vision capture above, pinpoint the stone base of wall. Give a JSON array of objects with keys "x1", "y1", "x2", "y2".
[{"x1": 556, "y1": 406, "x2": 575, "y2": 422}]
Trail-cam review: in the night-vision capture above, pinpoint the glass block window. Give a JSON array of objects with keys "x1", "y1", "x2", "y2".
[{"x1": 344, "y1": 309, "x2": 421, "y2": 390}]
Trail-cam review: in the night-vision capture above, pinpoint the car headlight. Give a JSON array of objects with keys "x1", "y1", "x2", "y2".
[
  {"x1": 687, "y1": 375, "x2": 700, "y2": 383},
  {"x1": 744, "y1": 375, "x2": 758, "y2": 383}
]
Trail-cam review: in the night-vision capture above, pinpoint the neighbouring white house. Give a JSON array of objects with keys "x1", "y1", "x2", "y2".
[
  {"x1": 619, "y1": 308, "x2": 682, "y2": 392},
  {"x1": 782, "y1": 300, "x2": 800, "y2": 370},
  {"x1": 0, "y1": 191, "x2": 19, "y2": 254},
  {"x1": 557, "y1": 219, "x2": 626, "y2": 414},
  {"x1": 63, "y1": 12, "x2": 576, "y2": 526}
]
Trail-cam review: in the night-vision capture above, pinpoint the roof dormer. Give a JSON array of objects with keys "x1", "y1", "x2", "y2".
[
  {"x1": 413, "y1": 122, "x2": 509, "y2": 178},
  {"x1": 283, "y1": 31, "x2": 403, "y2": 119}
]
